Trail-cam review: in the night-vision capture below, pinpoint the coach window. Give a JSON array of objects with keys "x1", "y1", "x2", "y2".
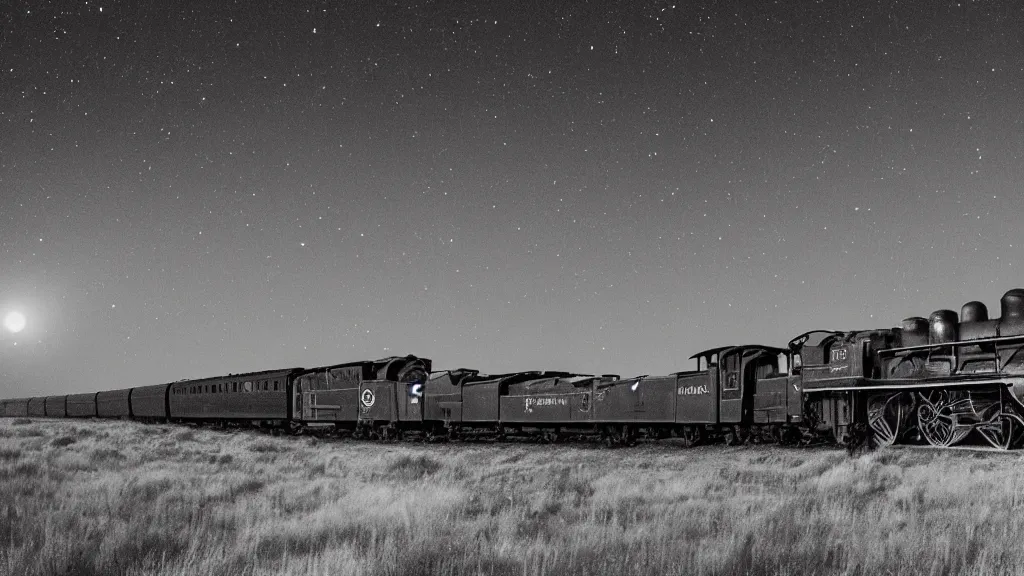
[{"x1": 274, "y1": 380, "x2": 279, "y2": 391}]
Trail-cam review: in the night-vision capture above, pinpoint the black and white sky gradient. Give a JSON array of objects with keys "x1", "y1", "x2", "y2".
[{"x1": 2, "y1": 1, "x2": 1023, "y2": 394}]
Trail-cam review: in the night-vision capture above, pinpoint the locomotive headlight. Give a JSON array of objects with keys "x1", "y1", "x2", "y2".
[{"x1": 409, "y1": 383, "x2": 423, "y2": 397}]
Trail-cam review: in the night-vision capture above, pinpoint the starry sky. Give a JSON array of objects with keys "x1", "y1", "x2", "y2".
[{"x1": 2, "y1": 0, "x2": 1023, "y2": 395}]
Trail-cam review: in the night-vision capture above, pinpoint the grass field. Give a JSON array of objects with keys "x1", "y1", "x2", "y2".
[{"x1": 1, "y1": 419, "x2": 1023, "y2": 576}]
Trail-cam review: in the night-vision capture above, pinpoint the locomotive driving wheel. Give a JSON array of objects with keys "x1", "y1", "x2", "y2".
[
  {"x1": 916, "y1": 390, "x2": 971, "y2": 448},
  {"x1": 974, "y1": 390, "x2": 1024, "y2": 450},
  {"x1": 976, "y1": 413, "x2": 1023, "y2": 450},
  {"x1": 867, "y1": 392, "x2": 912, "y2": 447}
]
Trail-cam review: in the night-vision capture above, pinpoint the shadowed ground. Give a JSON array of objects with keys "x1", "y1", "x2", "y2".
[{"x1": 0, "y1": 418, "x2": 1021, "y2": 576}]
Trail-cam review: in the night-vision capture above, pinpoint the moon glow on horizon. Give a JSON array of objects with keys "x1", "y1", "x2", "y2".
[{"x1": 4, "y1": 311, "x2": 26, "y2": 334}]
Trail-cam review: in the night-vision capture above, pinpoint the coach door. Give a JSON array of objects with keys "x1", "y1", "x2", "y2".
[{"x1": 719, "y1": 349, "x2": 744, "y2": 423}]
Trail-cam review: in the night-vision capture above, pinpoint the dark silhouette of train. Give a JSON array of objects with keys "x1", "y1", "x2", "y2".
[{"x1": 3, "y1": 288, "x2": 1024, "y2": 450}]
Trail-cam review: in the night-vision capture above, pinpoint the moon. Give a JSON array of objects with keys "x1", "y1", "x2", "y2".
[{"x1": 4, "y1": 311, "x2": 26, "y2": 333}]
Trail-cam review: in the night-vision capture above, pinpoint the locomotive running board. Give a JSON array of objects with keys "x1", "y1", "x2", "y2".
[{"x1": 807, "y1": 378, "x2": 1010, "y2": 392}]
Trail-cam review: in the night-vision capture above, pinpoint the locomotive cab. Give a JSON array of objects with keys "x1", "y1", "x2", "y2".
[{"x1": 688, "y1": 345, "x2": 786, "y2": 424}]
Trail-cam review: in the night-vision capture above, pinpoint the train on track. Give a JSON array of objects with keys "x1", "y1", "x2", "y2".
[{"x1": 3, "y1": 288, "x2": 1024, "y2": 450}]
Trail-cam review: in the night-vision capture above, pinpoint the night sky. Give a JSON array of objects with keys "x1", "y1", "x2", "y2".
[{"x1": 2, "y1": 1, "x2": 1023, "y2": 395}]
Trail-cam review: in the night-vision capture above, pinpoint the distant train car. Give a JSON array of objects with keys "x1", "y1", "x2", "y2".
[
  {"x1": 67, "y1": 393, "x2": 98, "y2": 418},
  {"x1": 97, "y1": 389, "x2": 132, "y2": 418},
  {"x1": 292, "y1": 356, "x2": 431, "y2": 436},
  {"x1": 169, "y1": 369, "x2": 299, "y2": 422},
  {"x1": 458, "y1": 372, "x2": 575, "y2": 429},
  {"x1": 132, "y1": 384, "x2": 170, "y2": 420},
  {"x1": 422, "y1": 369, "x2": 486, "y2": 425},
  {"x1": 27, "y1": 397, "x2": 46, "y2": 417},
  {"x1": 500, "y1": 374, "x2": 597, "y2": 427},
  {"x1": 44, "y1": 396, "x2": 67, "y2": 418},
  {"x1": 592, "y1": 374, "x2": 672, "y2": 442},
  {"x1": 5, "y1": 398, "x2": 29, "y2": 417}
]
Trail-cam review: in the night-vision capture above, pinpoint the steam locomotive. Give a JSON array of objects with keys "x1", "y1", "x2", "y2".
[{"x1": 3, "y1": 288, "x2": 1023, "y2": 450}]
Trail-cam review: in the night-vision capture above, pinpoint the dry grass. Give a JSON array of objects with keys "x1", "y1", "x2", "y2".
[{"x1": 1, "y1": 419, "x2": 1022, "y2": 576}]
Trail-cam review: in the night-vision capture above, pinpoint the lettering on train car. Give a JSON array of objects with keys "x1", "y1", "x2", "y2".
[
  {"x1": 678, "y1": 384, "x2": 710, "y2": 396},
  {"x1": 524, "y1": 396, "x2": 568, "y2": 412}
]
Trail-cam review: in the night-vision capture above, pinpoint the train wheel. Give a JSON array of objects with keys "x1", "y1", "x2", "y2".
[
  {"x1": 602, "y1": 426, "x2": 618, "y2": 447},
  {"x1": 916, "y1": 391, "x2": 971, "y2": 448},
  {"x1": 976, "y1": 414, "x2": 1021, "y2": 450},
  {"x1": 378, "y1": 425, "x2": 399, "y2": 443},
  {"x1": 778, "y1": 426, "x2": 802, "y2": 446},
  {"x1": 680, "y1": 426, "x2": 703, "y2": 448},
  {"x1": 622, "y1": 426, "x2": 637, "y2": 447},
  {"x1": 724, "y1": 426, "x2": 746, "y2": 446},
  {"x1": 867, "y1": 392, "x2": 912, "y2": 447}
]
